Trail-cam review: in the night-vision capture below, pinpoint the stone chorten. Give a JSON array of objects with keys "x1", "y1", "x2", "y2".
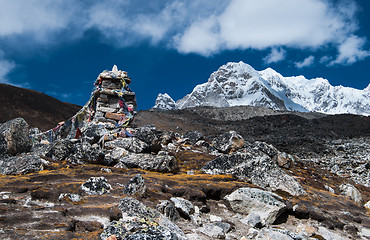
[
  {"x1": 91, "y1": 65, "x2": 137, "y2": 126},
  {"x1": 31, "y1": 65, "x2": 137, "y2": 142}
]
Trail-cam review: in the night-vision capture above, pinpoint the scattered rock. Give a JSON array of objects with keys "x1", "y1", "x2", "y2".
[
  {"x1": 224, "y1": 187, "x2": 286, "y2": 226},
  {"x1": 170, "y1": 197, "x2": 194, "y2": 219},
  {"x1": 58, "y1": 193, "x2": 82, "y2": 203},
  {"x1": 104, "y1": 137, "x2": 149, "y2": 153},
  {"x1": 0, "y1": 118, "x2": 31, "y2": 155},
  {"x1": 183, "y1": 131, "x2": 204, "y2": 145},
  {"x1": 157, "y1": 200, "x2": 180, "y2": 221},
  {"x1": 212, "y1": 130, "x2": 245, "y2": 153},
  {"x1": 0, "y1": 153, "x2": 44, "y2": 175},
  {"x1": 117, "y1": 153, "x2": 179, "y2": 173},
  {"x1": 123, "y1": 174, "x2": 146, "y2": 196},
  {"x1": 199, "y1": 222, "x2": 231, "y2": 239},
  {"x1": 81, "y1": 177, "x2": 112, "y2": 195},
  {"x1": 339, "y1": 183, "x2": 362, "y2": 204},
  {"x1": 365, "y1": 201, "x2": 370, "y2": 209},
  {"x1": 202, "y1": 150, "x2": 305, "y2": 196}
]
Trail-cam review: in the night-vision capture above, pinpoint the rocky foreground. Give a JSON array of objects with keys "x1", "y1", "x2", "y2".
[{"x1": 0, "y1": 114, "x2": 369, "y2": 239}]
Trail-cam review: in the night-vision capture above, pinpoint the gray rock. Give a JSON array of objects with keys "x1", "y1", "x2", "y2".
[
  {"x1": 134, "y1": 124, "x2": 164, "y2": 152},
  {"x1": 82, "y1": 123, "x2": 109, "y2": 144},
  {"x1": 48, "y1": 139, "x2": 77, "y2": 161},
  {"x1": 0, "y1": 118, "x2": 31, "y2": 155},
  {"x1": 199, "y1": 222, "x2": 231, "y2": 239},
  {"x1": 111, "y1": 197, "x2": 186, "y2": 240},
  {"x1": 224, "y1": 187, "x2": 286, "y2": 226},
  {"x1": 170, "y1": 197, "x2": 194, "y2": 219},
  {"x1": 123, "y1": 174, "x2": 146, "y2": 196},
  {"x1": 212, "y1": 131, "x2": 245, "y2": 153},
  {"x1": 81, "y1": 177, "x2": 112, "y2": 195},
  {"x1": 68, "y1": 141, "x2": 103, "y2": 165},
  {"x1": 202, "y1": 150, "x2": 305, "y2": 196},
  {"x1": 183, "y1": 131, "x2": 204, "y2": 145},
  {"x1": 157, "y1": 200, "x2": 180, "y2": 221},
  {"x1": 104, "y1": 137, "x2": 149, "y2": 153},
  {"x1": 117, "y1": 153, "x2": 178, "y2": 173},
  {"x1": 339, "y1": 183, "x2": 362, "y2": 204},
  {"x1": 58, "y1": 193, "x2": 82, "y2": 203},
  {"x1": 0, "y1": 153, "x2": 44, "y2": 175}
]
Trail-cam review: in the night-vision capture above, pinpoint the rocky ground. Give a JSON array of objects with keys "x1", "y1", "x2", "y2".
[{"x1": 0, "y1": 107, "x2": 369, "y2": 240}]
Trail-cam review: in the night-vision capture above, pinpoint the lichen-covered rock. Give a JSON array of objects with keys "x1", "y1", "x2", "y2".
[
  {"x1": 102, "y1": 197, "x2": 186, "y2": 240},
  {"x1": 0, "y1": 118, "x2": 31, "y2": 155},
  {"x1": 199, "y1": 222, "x2": 231, "y2": 239},
  {"x1": 183, "y1": 131, "x2": 204, "y2": 145},
  {"x1": 48, "y1": 139, "x2": 77, "y2": 161},
  {"x1": 157, "y1": 200, "x2": 180, "y2": 221},
  {"x1": 68, "y1": 141, "x2": 103, "y2": 165},
  {"x1": 134, "y1": 124, "x2": 165, "y2": 152},
  {"x1": 202, "y1": 150, "x2": 305, "y2": 196},
  {"x1": 82, "y1": 123, "x2": 109, "y2": 144},
  {"x1": 212, "y1": 131, "x2": 244, "y2": 153},
  {"x1": 0, "y1": 153, "x2": 44, "y2": 175},
  {"x1": 224, "y1": 187, "x2": 286, "y2": 226},
  {"x1": 170, "y1": 197, "x2": 194, "y2": 219},
  {"x1": 116, "y1": 153, "x2": 178, "y2": 173},
  {"x1": 104, "y1": 137, "x2": 149, "y2": 153},
  {"x1": 123, "y1": 174, "x2": 146, "y2": 196},
  {"x1": 339, "y1": 183, "x2": 362, "y2": 204},
  {"x1": 104, "y1": 147, "x2": 129, "y2": 166},
  {"x1": 81, "y1": 177, "x2": 112, "y2": 195}
]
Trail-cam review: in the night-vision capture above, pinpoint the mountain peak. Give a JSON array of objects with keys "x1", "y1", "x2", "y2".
[{"x1": 153, "y1": 62, "x2": 370, "y2": 115}]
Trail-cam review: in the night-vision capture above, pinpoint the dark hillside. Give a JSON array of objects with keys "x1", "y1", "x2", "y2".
[{"x1": 0, "y1": 83, "x2": 81, "y2": 131}]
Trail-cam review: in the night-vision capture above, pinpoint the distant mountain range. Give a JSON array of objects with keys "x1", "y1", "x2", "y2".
[{"x1": 153, "y1": 61, "x2": 370, "y2": 115}]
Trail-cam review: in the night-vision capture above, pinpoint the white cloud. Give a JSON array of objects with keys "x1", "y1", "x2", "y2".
[
  {"x1": 263, "y1": 48, "x2": 286, "y2": 64},
  {"x1": 0, "y1": 0, "x2": 368, "y2": 66},
  {"x1": 295, "y1": 56, "x2": 315, "y2": 68},
  {"x1": 330, "y1": 35, "x2": 370, "y2": 65}
]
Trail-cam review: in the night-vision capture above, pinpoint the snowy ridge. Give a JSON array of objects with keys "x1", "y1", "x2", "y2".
[{"x1": 153, "y1": 61, "x2": 370, "y2": 116}]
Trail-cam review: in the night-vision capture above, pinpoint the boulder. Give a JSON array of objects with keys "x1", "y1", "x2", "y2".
[
  {"x1": 81, "y1": 177, "x2": 112, "y2": 195},
  {"x1": 104, "y1": 137, "x2": 149, "y2": 153},
  {"x1": 82, "y1": 123, "x2": 109, "y2": 144},
  {"x1": 134, "y1": 125, "x2": 163, "y2": 152},
  {"x1": 0, "y1": 153, "x2": 44, "y2": 175},
  {"x1": 170, "y1": 197, "x2": 194, "y2": 219},
  {"x1": 104, "y1": 147, "x2": 129, "y2": 166},
  {"x1": 157, "y1": 200, "x2": 180, "y2": 221},
  {"x1": 212, "y1": 131, "x2": 245, "y2": 153},
  {"x1": 123, "y1": 174, "x2": 146, "y2": 196},
  {"x1": 0, "y1": 118, "x2": 31, "y2": 155},
  {"x1": 224, "y1": 187, "x2": 286, "y2": 226},
  {"x1": 101, "y1": 197, "x2": 186, "y2": 240},
  {"x1": 68, "y1": 141, "x2": 104, "y2": 165},
  {"x1": 199, "y1": 222, "x2": 231, "y2": 239},
  {"x1": 339, "y1": 183, "x2": 362, "y2": 204},
  {"x1": 48, "y1": 139, "x2": 77, "y2": 161},
  {"x1": 116, "y1": 153, "x2": 179, "y2": 173},
  {"x1": 202, "y1": 150, "x2": 305, "y2": 196},
  {"x1": 183, "y1": 131, "x2": 204, "y2": 145}
]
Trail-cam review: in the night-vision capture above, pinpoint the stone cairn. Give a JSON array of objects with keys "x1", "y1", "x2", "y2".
[
  {"x1": 31, "y1": 65, "x2": 137, "y2": 143},
  {"x1": 92, "y1": 65, "x2": 137, "y2": 125}
]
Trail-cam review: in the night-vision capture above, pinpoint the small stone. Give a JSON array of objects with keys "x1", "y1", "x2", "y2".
[
  {"x1": 339, "y1": 183, "x2": 362, "y2": 204},
  {"x1": 210, "y1": 215, "x2": 222, "y2": 222},
  {"x1": 123, "y1": 174, "x2": 146, "y2": 196},
  {"x1": 170, "y1": 197, "x2": 194, "y2": 219},
  {"x1": 81, "y1": 177, "x2": 112, "y2": 195}
]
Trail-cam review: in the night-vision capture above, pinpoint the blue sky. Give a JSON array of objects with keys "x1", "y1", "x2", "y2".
[{"x1": 0, "y1": 0, "x2": 369, "y2": 110}]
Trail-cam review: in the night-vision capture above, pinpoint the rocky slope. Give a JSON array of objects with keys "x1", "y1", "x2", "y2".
[
  {"x1": 153, "y1": 61, "x2": 370, "y2": 115},
  {"x1": 0, "y1": 109, "x2": 369, "y2": 239},
  {"x1": 0, "y1": 83, "x2": 81, "y2": 131}
]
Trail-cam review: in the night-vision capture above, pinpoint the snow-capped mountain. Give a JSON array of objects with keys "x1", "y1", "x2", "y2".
[
  {"x1": 153, "y1": 61, "x2": 370, "y2": 115},
  {"x1": 152, "y1": 93, "x2": 176, "y2": 110}
]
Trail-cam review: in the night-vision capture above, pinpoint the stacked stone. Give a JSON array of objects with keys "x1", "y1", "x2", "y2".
[{"x1": 93, "y1": 65, "x2": 137, "y2": 126}]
